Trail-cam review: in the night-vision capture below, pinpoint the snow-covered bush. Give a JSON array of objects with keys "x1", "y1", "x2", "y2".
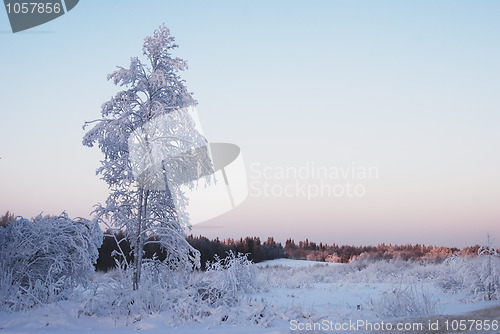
[
  {"x1": 437, "y1": 255, "x2": 467, "y2": 294},
  {"x1": 0, "y1": 213, "x2": 102, "y2": 310},
  {"x1": 203, "y1": 251, "x2": 258, "y2": 298},
  {"x1": 377, "y1": 284, "x2": 440, "y2": 318},
  {"x1": 444, "y1": 256, "x2": 500, "y2": 301},
  {"x1": 81, "y1": 252, "x2": 263, "y2": 325},
  {"x1": 81, "y1": 257, "x2": 191, "y2": 318},
  {"x1": 439, "y1": 236, "x2": 500, "y2": 301}
]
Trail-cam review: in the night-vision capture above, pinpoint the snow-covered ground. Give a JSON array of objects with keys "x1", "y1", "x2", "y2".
[
  {"x1": 1, "y1": 259, "x2": 499, "y2": 334},
  {"x1": 255, "y1": 258, "x2": 342, "y2": 268}
]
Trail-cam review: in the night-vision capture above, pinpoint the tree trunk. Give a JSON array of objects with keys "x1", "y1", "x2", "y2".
[
  {"x1": 133, "y1": 188, "x2": 144, "y2": 290},
  {"x1": 139, "y1": 189, "x2": 149, "y2": 280}
]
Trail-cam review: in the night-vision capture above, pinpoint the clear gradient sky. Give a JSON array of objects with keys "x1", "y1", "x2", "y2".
[{"x1": 1, "y1": 1, "x2": 499, "y2": 248}]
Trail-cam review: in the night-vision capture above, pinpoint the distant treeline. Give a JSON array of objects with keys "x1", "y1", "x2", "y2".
[
  {"x1": 96, "y1": 233, "x2": 287, "y2": 272},
  {"x1": 96, "y1": 232, "x2": 481, "y2": 272},
  {"x1": 283, "y1": 238, "x2": 479, "y2": 263}
]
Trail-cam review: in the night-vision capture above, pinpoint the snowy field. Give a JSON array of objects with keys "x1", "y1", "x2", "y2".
[
  {"x1": 255, "y1": 258, "x2": 342, "y2": 268},
  {"x1": 1, "y1": 258, "x2": 499, "y2": 334}
]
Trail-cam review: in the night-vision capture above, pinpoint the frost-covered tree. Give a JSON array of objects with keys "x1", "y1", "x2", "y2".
[{"x1": 83, "y1": 24, "x2": 212, "y2": 290}]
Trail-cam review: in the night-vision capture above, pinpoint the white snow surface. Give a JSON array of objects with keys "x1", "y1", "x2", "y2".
[
  {"x1": 1, "y1": 259, "x2": 499, "y2": 334},
  {"x1": 255, "y1": 258, "x2": 343, "y2": 268}
]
